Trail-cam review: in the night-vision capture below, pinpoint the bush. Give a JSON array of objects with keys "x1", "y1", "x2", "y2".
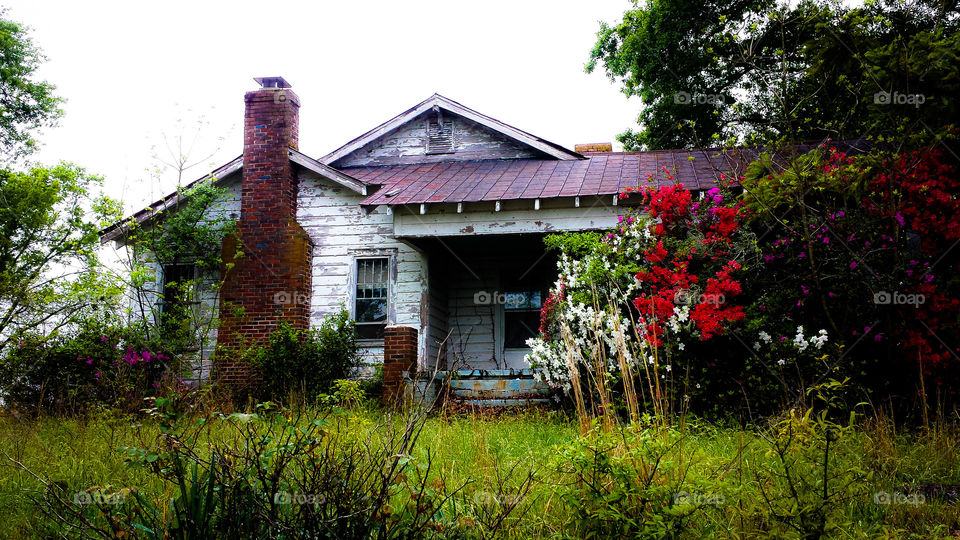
[
  {"x1": 0, "y1": 316, "x2": 178, "y2": 414},
  {"x1": 252, "y1": 309, "x2": 360, "y2": 402}
]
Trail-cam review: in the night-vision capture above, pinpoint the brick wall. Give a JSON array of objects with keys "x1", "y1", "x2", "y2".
[
  {"x1": 215, "y1": 86, "x2": 314, "y2": 390},
  {"x1": 382, "y1": 325, "x2": 418, "y2": 405}
]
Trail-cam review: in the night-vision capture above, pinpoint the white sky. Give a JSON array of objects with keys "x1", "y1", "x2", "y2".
[{"x1": 4, "y1": 0, "x2": 640, "y2": 213}]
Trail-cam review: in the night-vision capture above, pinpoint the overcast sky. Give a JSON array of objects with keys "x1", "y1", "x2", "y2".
[{"x1": 4, "y1": 0, "x2": 640, "y2": 212}]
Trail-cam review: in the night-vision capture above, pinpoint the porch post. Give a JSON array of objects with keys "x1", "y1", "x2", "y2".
[{"x1": 382, "y1": 325, "x2": 418, "y2": 405}]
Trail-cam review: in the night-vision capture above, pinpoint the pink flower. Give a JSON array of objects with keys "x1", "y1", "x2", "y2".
[{"x1": 849, "y1": 261, "x2": 858, "y2": 269}]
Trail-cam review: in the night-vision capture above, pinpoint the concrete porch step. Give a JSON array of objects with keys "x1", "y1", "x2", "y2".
[
  {"x1": 446, "y1": 370, "x2": 551, "y2": 404},
  {"x1": 449, "y1": 378, "x2": 550, "y2": 399},
  {"x1": 404, "y1": 368, "x2": 554, "y2": 407},
  {"x1": 454, "y1": 398, "x2": 552, "y2": 407}
]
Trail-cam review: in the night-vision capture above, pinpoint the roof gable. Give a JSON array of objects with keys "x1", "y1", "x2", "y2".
[{"x1": 321, "y1": 94, "x2": 583, "y2": 167}]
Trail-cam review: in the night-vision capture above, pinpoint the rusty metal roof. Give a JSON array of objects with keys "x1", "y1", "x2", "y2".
[{"x1": 351, "y1": 149, "x2": 756, "y2": 207}]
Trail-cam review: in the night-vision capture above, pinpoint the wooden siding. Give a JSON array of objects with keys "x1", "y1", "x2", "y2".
[
  {"x1": 445, "y1": 268, "x2": 499, "y2": 370},
  {"x1": 332, "y1": 111, "x2": 545, "y2": 167},
  {"x1": 425, "y1": 257, "x2": 449, "y2": 370},
  {"x1": 296, "y1": 170, "x2": 428, "y2": 366},
  {"x1": 131, "y1": 173, "x2": 243, "y2": 383}
]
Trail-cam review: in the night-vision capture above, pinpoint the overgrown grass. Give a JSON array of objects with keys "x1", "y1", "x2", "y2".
[{"x1": 0, "y1": 406, "x2": 958, "y2": 538}]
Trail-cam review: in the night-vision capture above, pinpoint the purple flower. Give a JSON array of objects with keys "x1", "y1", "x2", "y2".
[{"x1": 850, "y1": 261, "x2": 858, "y2": 269}]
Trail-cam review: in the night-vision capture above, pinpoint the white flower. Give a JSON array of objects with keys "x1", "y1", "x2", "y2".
[
  {"x1": 678, "y1": 343, "x2": 685, "y2": 351},
  {"x1": 758, "y1": 331, "x2": 772, "y2": 343},
  {"x1": 793, "y1": 326, "x2": 808, "y2": 352},
  {"x1": 753, "y1": 342, "x2": 761, "y2": 350},
  {"x1": 809, "y1": 329, "x2": 829, "y2": 350},
  {"x1": 777, "y1": 359, "x2": 786, "y2": 366},
  {"x1": 665, "y1": 365, "x2": 672, "y2": 372}
]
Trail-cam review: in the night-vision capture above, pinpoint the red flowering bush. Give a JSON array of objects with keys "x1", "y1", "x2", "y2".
[
  {"x1": 629, "y1": 177, "x2": 751, "y2": 348},
  {"x1": 743, "y1": 143, "x2": 960, "y2": 407}
]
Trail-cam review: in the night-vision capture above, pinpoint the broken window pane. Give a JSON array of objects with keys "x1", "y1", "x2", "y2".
[{"x1": 355, "y1": 257, "x2": 389, "y2": 339}]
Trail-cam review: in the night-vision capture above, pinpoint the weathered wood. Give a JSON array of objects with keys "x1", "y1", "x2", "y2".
[
  {"x1": 321, "y1": 94, "x2": 581, "y2": 166},
  {"x1": 394, "y1": 204, "x2": 622, "y2": 237}
]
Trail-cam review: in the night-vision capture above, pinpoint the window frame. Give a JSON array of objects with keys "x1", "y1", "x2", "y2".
[
  {"x1": 499, "y1": 290, "x2": 545, "y2": 351},
  {"x1": 157, "y1": 262, "x2": 199, "y2": 342},
  {"x1": 349, "y1": 250, "x2": 396, "y2": 343}
]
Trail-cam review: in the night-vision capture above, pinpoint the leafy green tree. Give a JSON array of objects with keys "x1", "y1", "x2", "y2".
[
  {"x1": 0, "y1": 10, "x2": 63, "y2": 161},
  {"x1": 588, "y1": 0, "x2": 960, "y2": 151},
  {"x1": 0, "y1": 164, "x2": 122, "y2": 350}
]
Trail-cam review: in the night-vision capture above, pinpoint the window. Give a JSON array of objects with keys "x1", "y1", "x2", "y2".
[
  {"x1": 426, "y1": 120, "x2": 455, "y2": 154},
  {"x1": 503, "y1": 291, "x2": 542, "y2": 349},
  {"x1": 160, "y1": 263, "x2": 195, "y2": 339},
  {"x1": 355, "y1": 257, "x2": 389, "y2": 339}
]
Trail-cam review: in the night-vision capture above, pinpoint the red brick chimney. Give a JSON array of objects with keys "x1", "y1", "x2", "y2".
[{"x1": 215, "y1": 77, "x2": 314, "y2": 389}]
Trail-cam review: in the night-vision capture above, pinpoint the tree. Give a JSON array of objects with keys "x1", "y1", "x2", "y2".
[
  {"x1": 0, "y1": 10, "x2": 63, "y2": 161},
  {"x1": 587, "y1": 0, "x2": 960, "y2": 151},
  {"x1": 0, "y1": 164, "x2": 122, "y2": 350}
]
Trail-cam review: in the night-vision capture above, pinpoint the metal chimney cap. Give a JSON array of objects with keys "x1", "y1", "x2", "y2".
[{"x1": 254, "y1": 76, "x2": 292, "y2": 89}]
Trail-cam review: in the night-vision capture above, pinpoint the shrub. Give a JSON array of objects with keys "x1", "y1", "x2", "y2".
[
  {"x1": 0, "y1": 315, "x2": 178, "y2": 414},
  {"x1": 252, "y1": 309, "x2": 360, "y2": 402}
]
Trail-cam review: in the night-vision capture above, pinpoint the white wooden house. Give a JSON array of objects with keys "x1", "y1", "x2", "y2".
[{"x1": 103, "y1": 78, "x2": 731, "y2": 398}]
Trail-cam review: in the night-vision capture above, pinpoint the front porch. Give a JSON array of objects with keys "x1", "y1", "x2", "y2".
[{"x1": 409, "y1": 233, "x2": 559, "y2": 373}]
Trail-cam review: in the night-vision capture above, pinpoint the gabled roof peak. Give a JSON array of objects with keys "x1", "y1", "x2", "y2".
[{"x1": 320, "y1": 94, "x2": 583, "y2": 166}]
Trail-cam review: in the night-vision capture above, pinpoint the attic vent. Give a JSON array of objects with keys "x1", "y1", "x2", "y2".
[{"x1": 426, "y1": 120, "x2": 455, "y2": 154}]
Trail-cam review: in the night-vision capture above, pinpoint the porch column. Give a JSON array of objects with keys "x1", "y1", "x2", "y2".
[{"x1": 383, "y1": 325, "x2": 418, "y2": 405}]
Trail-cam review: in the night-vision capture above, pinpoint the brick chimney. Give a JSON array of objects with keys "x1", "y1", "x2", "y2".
[
  {"x1": 215, "y1": 77, "x2": 314, "y2": 389},
  {"x1": 574, "y1": 142, "x2": 613, "y2": 153}
]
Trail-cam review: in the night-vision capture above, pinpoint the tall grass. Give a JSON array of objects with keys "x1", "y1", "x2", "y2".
[{"x1": 1, "y1": 406, "x2": 959, "y2": 538}]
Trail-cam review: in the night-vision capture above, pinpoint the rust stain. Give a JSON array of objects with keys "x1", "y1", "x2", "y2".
[{"x1": 460, "y1": 225, "x2": 475, "y2": 234}]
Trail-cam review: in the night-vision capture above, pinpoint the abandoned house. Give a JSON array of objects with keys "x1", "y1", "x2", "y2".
[{"x1": 102, "y1": 77, "x2": 739, "y2": 403}]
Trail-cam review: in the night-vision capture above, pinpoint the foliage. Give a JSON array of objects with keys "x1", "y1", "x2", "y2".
[
  {"x1": 527, "y1": 176, "x2": 760, "y2": 421},
  {"x1": 21, "y1": 402, "x2": 534, "y2": 539},
  {"x1": 554, "y1": 420, "x2": 699, "y2": 538},
  {"x1": 0, "y1": 10, "x2": 63, "y2": 161},
  {"x1": 252, "y1": 309, "x2": 361, "y2": 402},
  {"x1": 587, "y1": 0, "x2": 960, "y2": 150},
  {"x1": 750, "y1": 380, "x2": 871, "y2": 539},
  {"x1": 742, "y1": 143, "x2": 960, "y2": 411},
  {"x1": 0, "y1": 314, "x2": 182, "y2": 415},
  {"x1": 120, "y1": 178, "x2": 236, "y2": 357},
  {"x1": 3, "y1": 407, "x2": 960, "y2": 538},
  {"x1": 0, "y1": 163, "x2": 122, "y2": 353}
]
